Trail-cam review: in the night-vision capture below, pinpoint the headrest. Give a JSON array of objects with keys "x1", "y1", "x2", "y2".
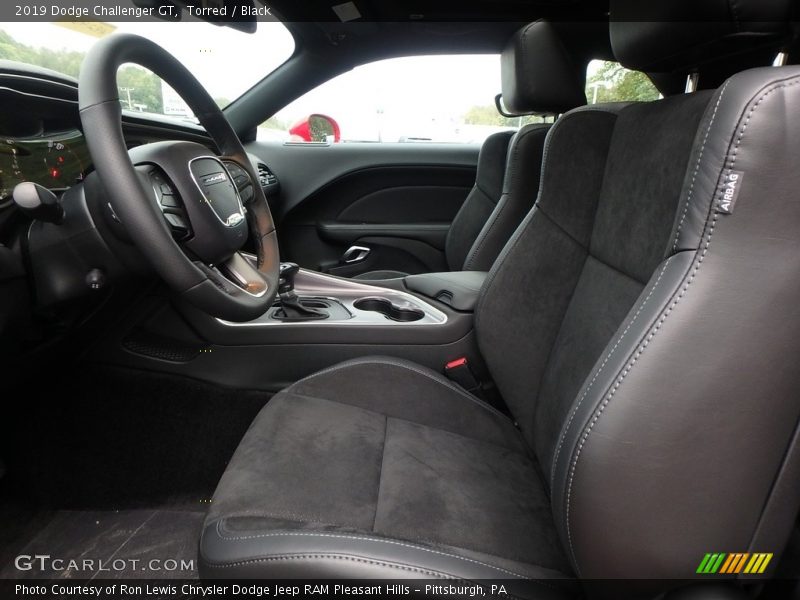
[
  {"x1": 610, "y1": 0, "x2": 794, "y2": 73},
  {"x1": 501, "y1": 21, "x2": 587, "y2": 115}
]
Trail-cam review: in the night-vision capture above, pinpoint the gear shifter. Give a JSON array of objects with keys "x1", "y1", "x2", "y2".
[{"x1": 274, "y1": 262, "x2": 328, "y2": 321}]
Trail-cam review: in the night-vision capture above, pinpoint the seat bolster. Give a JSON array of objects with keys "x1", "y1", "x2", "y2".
[
  {"x1": 463, "y1": 123, "x2": 549, "y2": 272},
  {"x1": 549, "y1": 251, "x2": 695, "y2": 514},
  {"x1": 446, "y1": 130, "x2": 516, "y2": 271},
  {"x1": 199, "y1": 519, "x2": 569, "y2": 597}
]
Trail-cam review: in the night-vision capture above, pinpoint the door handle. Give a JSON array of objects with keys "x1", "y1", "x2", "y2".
[{"x1": 342, "y1": 245, "x2": 371, "y2": 264}]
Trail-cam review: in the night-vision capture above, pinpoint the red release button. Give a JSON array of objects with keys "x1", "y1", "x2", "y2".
[{"x1": 445, "y1": 357, "x2": 468, "y2": 370}]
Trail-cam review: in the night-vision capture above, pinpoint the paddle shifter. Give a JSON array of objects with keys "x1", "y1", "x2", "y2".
[{"x1": 274, "y1": 262, "x2": 328, "y2": 321}]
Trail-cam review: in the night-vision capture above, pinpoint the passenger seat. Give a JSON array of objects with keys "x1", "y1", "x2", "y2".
[{"x1": 354, "y1": 21, "x2": 587, "y2": 279}]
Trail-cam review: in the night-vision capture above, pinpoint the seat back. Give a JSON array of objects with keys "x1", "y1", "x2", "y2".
[
  {"x1": 445, "y1": 129, "x2": 515, "y2": 269},
  {"x1": 476, "y1": 2, "x2": 799, "y2": 582},
  {"x1": 447, "y1": 21, "x2": 587, "y2": 272}
]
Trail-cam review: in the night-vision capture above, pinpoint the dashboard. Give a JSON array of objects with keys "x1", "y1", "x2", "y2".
[
  {"x1": 0, "y1": 128, "x2": 91, "y2": 204},
  {"x1": 0, "y1": 63, "x2": 280, "y2": 212},
  {"x1": 0, "y1": 61, "x2": 281, "y2": 313}
]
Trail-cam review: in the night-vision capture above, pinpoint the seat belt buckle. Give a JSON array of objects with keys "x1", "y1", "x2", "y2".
[{"x1": 444, "y1": 357, "x2": 481, "y2": 394}]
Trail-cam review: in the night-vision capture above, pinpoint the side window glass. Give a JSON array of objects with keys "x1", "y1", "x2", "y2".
[
  {"x1": 261, "y1": 55, "x2": 532, "y2": 144},
  {"x1": 586, "y1": 60, "x2": 661, "y2": 103}
]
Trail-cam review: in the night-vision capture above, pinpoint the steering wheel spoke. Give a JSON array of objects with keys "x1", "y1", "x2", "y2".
[
  {"x1": 142, "y1": 166, "x2": 193, "y2": 242},
  {"x1": 221, "y1": 158, "x2": 257, "y2": 204},
  {"x1": 217, "y1": 252, "x2": 270, "y2": 297}
]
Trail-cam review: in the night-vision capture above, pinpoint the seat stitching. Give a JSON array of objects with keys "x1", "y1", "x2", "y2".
[
  {"x1": 447, "y1": 188, "x2": 495, "y2": 269},
  {"x1": 291, "y1": 357, "x2": 511, "y2": 421},
  {"x1": 388, "y1": 413, "x2": 528, "y2": 453},
  {"x1": 217, "y1": 509, "x2": 334, "y2": 524},
  {"x1": 671, "y1": 81, "x2": 730, "y2": 252},
  {"x1": 549, "y1": 256, "x2": 672, "y2": 490},
  {"x1": 203, "y1": 553, "x2": 452, "y2": 578},
  {"x1": 372, "y1": 415, "x2": 389, "y2": 532},
  {"x1": 728, "y1": 0, "x2": 741, "y2": 30},
  {"x1": 216, "y1": 514, "x2": 530, "y2": 562},
  {"x1": 464, "y1": 125, "x2": 546, "y2": 271},
  {"x1": 203, "y1": 554, "x2": 562, "y2": 594},
  {"x1": 213, "y1": 522, "x2": 529, "y2": 579},
  {"x1": 727, "y1": 81, "x2": 800, "y2": 171},
  {"x1": 450, "y1": 129, "x2": 514, "y2": 267},
  {"x1": 533, "y1": 204, "x2": 588, "y2": 253},
  {"x1": 474, "y1": 206, "x2": 539, "y2": 332},
  {"x1": 504, "y1": 123, "x2": 548, "y2": 196},
  {"x1": 473, "y1": 180, "x2": 494, "y2": 201},
  {"x1": 463, "y1": 195, "x2": 511, "y2": 271},
  {"x1": 565, "y1": 75, "x2": 800, "y2": 577},
  {"x1": 204, "y1": 555, "x2": 561, "y2": 595}
]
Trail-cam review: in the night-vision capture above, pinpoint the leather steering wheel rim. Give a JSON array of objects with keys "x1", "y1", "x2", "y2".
[{"x1": 78, "y1": 33, "x2": 279, "y2": 322}]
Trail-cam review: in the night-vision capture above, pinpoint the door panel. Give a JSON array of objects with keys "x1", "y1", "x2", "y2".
[{"x1": 246, "y1": 141, "x2": 479, "y2": 276}]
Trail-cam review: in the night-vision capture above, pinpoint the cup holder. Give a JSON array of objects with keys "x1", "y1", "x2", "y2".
[{"x1": 354, "y1": 297, "x2": 425, "y2": 322}]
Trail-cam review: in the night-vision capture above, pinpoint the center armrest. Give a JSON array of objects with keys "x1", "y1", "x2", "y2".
[{"x1": 404, "y1": 271, "x2": 488, "y2": 312}]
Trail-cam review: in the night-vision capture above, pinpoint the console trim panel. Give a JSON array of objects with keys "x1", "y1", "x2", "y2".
[{"x1": 216, "y1": 268, "x2": 447, "y2": 327}]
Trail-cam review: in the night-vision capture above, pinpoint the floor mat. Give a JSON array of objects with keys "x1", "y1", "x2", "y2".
[
  {"x1": 0, "y1": 509, "x2": 204, "y2": 579},
  {"x1": 5, "y1": 365, "x2": 270, "y2": 510}
]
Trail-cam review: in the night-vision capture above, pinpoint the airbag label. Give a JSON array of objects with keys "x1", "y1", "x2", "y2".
[{"x1": 716, "y1": 170, "x2": 744, "y2": 214}]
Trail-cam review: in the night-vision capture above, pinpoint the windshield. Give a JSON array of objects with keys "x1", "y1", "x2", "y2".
[{"x1": 0, "y1": 20, "x2": 295, "y2": 118}]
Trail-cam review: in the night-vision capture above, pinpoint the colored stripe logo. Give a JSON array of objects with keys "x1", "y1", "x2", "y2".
[{"x1": 697, "y1": 553, "x2": 773, "y2": 575}]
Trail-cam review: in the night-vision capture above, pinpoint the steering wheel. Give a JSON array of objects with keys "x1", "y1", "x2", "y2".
[{"x1": 78, "y1": 34, "x2": 279, "y2": 322}]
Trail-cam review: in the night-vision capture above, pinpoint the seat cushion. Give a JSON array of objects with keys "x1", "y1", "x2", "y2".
[{"x1": 199, "y1": 357, "x2": 570, "y2": 587}]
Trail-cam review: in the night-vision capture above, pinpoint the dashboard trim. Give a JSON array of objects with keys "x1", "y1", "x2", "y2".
[{"x1": 0, "y1": 85, "x2": 78, "y2": 106}]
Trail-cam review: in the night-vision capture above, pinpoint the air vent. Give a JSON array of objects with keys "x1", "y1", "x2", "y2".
[{"x1": 257, "y1": 163, "x2": 278, "y2": 187}]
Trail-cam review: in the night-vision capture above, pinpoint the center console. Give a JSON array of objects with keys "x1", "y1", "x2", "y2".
[
  {"x1": 102, "y1": 267, "x2": 489, "y2": 392},
  {"x1": 219, "y1": 264, "x2": 448, "y2": 328}
]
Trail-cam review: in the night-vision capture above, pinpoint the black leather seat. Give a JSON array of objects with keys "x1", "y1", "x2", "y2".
[
  {"x1": 354, "y1": 21, "x2": 587, "y2": 280},
  {"x1": 200, "y1": 357, "x2": 569, "y2": 587},
  {"x1": 201, "y1": 3, "x2": 800, "y2": 594}
]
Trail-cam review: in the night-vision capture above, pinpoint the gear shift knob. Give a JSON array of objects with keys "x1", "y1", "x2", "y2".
[
  {"x1": 278, "y1": 262, "x2": 300, "y2": 295},
  {"x1": 274, "y1": 262, "x2": 327, "y2": 321}
]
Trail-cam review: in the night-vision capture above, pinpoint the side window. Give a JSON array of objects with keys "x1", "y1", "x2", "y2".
[
  {"x1": 261, "y1": 55, "x2": 537, "y2": 144},
  {"x1": 585, "y1": 59, "x2": 661, "y2": 103}
]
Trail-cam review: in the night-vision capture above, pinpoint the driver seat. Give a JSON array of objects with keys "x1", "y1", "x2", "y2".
[{"x1": 200, "y1": 6, "x2": 800, "y2": 594}]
